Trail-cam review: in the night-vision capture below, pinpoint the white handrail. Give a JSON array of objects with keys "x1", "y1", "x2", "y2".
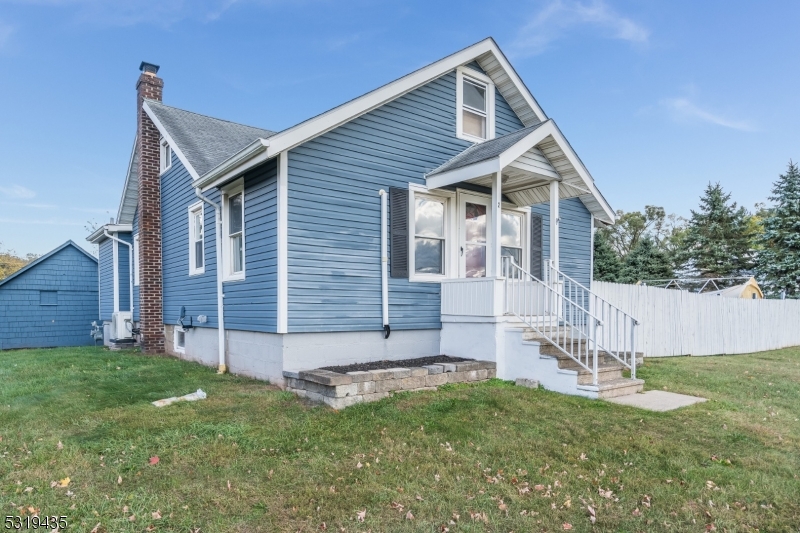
[{"x1": 543, "y1": 259, "x2": 639, "y2": 378}]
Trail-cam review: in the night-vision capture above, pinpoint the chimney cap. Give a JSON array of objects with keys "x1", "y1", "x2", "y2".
[{"x1": 139, "y1": 61, "x2": 160, "y2": 75}]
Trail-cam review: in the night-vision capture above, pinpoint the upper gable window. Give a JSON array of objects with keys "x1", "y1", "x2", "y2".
[
  {"x1": 160, "y1": 139, "x2": 173, "y2": 174},
  {"x1": 456, "y1": 67, "x2": 495, "y2": 143}
]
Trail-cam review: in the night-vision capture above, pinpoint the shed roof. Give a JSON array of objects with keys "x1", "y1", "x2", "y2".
[{"x1": 0, "y1": 241, "x2": 97, "y2": 288}]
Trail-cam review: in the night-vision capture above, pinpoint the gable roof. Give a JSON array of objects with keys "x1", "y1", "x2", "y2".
[
  {"x1": 0, "y1": 241, "x2": 97, "y2": 288},
  {"x1": 159, "y1": 36, "x2": 549, "y2": 190},
  {"x1": 144, "y1": 100, "x2": 278, "y2": 180},
  {"x1": 425, "y1": 120, "x2": 615, "y2": 224},
  {"x1": 116, "y1": 137, "x2": 139, "y2": 225},
  {"x1": 427, "y1": 123, "x2": 548, "y2": 177}
]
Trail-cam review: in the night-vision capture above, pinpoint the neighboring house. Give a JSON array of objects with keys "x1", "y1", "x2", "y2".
[
  {"x1": 0, "y1": 241, "x2": 98, "y2": 350},
  {"x1": 89, "y1": 38, "x2": 643, "y2": 398}
]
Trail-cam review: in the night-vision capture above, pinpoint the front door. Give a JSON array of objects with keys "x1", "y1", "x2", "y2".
[{"x1": 459, "y1": 193, "x2": 492, "y2": 278}]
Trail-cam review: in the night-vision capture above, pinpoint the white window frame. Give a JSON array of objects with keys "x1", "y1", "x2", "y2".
[
  {"x1": 408, "y1": 186, "x2": 456, "y2": 283},
  {"x1": 188, "y1": 201, "x2": 205, "y2": 276},
  {"x1": 174, "y1": 326, "x2": 186, "y2": 354},
  {"x1": 160, "y1": 139, "x2": 173, "y2": 174},
  {"x1": 133, "y1": 233, "x2": 140, "y2": 286},
  {"x1": 456, "y1": 66, "x2": 495, "y2": 143},
  {"x1": 221, "y1": 179, "x2": 245, "y2": 282}
]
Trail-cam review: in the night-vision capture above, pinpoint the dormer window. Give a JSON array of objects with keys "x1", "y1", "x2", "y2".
[
  {"x1": 456, "y1": 67, "x2": 495, "y2": 143},
  {"x1": 160, "y1": 139, "x2": 173, "y2": 173}
]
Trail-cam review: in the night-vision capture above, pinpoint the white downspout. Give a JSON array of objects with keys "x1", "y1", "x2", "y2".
[
  {"x1": 195, "y1": 188, "x2": 227, "y2": 374},
  {"x1": 103, "y1": 230, "x2": 134, "y2": 315},
  {"x1": 379, "y1": 189, "x2": 390, "y2": 338}
]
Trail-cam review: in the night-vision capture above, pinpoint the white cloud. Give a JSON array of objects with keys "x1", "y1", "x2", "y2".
[
  {"x1": 660, "y1": 98, "x2": 754, "y2": 132},
  {"x1": 0, "y1": 184, "x2": 36, "y2": 199},
  {"x1": 512, "y1": 0, "x2": 648, "y2": 56},
  {"x1": 0, "y1": 19, "x2": 13, "y2": 49}
]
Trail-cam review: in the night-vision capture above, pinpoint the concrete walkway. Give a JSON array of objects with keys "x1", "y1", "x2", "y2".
[{"x1": 606, "y1": 390, "x2": 707, "y2": 411}]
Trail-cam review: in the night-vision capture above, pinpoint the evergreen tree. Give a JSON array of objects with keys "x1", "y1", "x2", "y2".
[
  {"x1": 593, "y1": 230, "x2": 622, "y2": 282},
  {"x1": 679, "y1": 182, "x2": 755, "y2": 278},
  {"x1": 756, "y1": 161, "x2": 800, "y2": 298},
  {"x1": 619, "y1": 236, "x2": 674, "y2": 283}
]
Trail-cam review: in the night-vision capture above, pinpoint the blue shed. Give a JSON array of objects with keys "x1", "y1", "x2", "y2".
[{"x1": 0, "y1": 241, "x2": 99, "y2": 350}]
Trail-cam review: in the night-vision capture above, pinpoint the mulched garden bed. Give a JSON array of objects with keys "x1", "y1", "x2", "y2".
[{"x1": 321, "y1": 355, "x2": 468, "y2": 374}]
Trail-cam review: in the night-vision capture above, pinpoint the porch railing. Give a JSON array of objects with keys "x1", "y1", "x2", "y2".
[
  {"x1": 542, "y1": 260, "x2": 639, "y2": 377},
  {"x1": 502, "y1": 257, "x2": 639, "y2": 385}
]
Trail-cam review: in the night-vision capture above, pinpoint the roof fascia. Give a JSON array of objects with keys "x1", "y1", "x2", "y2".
[
  {"x1": 425, "y1": 158, "x2": 500, "y2": 190},
  {"x1": 261, "y1": 38, "x2": 499, "y2": 159},
  {"x1": 0, "y1": 241, "x2": 96, "y2": 288},
  {"x1": 196, "y1": 138, "x2": 271, "y2": 192},
  {"x1": 545, "y1": 122, "x2": 616, "y2": 223},
  {"x1": 87, "y1": 224, "x2": 133, "y2": 244},
  {"x1": 142, "y1": 101, "x2": 202, "y2": 181},
  {"x1": 116, "y1": 135, "x2": 137, "y2": 225},
  {"x1": 483, "y1": 37, "x2": 547, "y2": 125}
]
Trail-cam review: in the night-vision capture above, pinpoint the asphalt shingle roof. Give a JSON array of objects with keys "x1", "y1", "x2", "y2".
[
  {"x1": 145, "y1": 99, "x2": 277, "y2": 177},
  {"x1": 427, "y1": 121, "x2": 549, "y2": 176}
]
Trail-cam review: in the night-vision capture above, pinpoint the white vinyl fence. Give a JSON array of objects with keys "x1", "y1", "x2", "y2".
[{"x1": 592, "y1": 281, "x2": 800, "y2": 357}]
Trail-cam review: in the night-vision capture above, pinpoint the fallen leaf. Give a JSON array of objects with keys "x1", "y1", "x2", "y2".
[
  {"x1": 227, "y1": 480, "x2": 231, "y2": 491},
  {"x1": 587, "y1": 504, "x2": 596, "y2": 524},
  {"x1": 151, "y1": 510, "x2": 161, "y2": 520},
  {"x1": 128, "y1": 515, "x2": 136, "y2": 522},
  {"x1": 57, "y1": 441, "x2": 63, "y2": 450},
  {"x1": 90, "y1": 524, "x2": 102, "y2": 533},
  {"x1": 416, "y1": 495, "x2": 423, "y2": 501},
  {"x1": 356, "y1": 509, "x2": 366, "y2": 522},
  {"x1": 632, "y1": 508, "x2": 641, "y2": 517},
  {"x1": 563, "y1": 523, "x2": 573, "y2": 530},
  {"x1": 24, "y1": 487, "x2": 33, "y2": 493},
  {"x1": 58, "y1": 477, "x2": 70, "y2": 488},
  {"x1": 435, "y1": 474, "x2": 440, "y2": 482},
  {"x1": 117, "y1": 476, "x2": 122, "y2": 485},
  {"x1": 319, "y1": 523, "x2": 327, "y2": 530},
  {"x1": 405, "y1": 511, "x2": 414, "y2": 520},
  {"x1": 149, "y1": 456, "x2": 159, "y2": 466},
  {"x1": 534, "y1": 484, "x2": 545, "y2": 491},
  {"x1": 390, "y1": 502, "x2": 404, "y2": 511}
]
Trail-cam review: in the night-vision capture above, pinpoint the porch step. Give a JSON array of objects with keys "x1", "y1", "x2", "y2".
[
  {"x1": 579, "y1": 378, "x2": 645, "y2": 399},
  {"x1": 576, "y1": 364, "x2": 625, "y2": 385}
]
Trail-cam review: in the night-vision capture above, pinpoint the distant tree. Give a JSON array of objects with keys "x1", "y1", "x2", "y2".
[
  {"x1": 756, "y1": 161, "x2": 800, "y2": 298},
  {"x1": 593, "y1": 230, "x2": 622, "y2": 282},
  {"x1": 679, "y1": 183, "x2": 755, "y2": 278},
  {"x1": 619, "y1": 236, "x2": 674, "y2": 283},
  {"x1": 0, "y1": 242, "x2": 38, "y2": 281}
]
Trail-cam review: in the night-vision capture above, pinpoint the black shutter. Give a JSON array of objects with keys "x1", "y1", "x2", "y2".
[
  {"x1": 390, "y1": 187, "x2": 409, "y2": 278},
  {"x1": 530, "y1": 213, "x2": 543, "y2": 279}
]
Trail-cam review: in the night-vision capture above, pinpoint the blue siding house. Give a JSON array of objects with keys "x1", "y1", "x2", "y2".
[
  {"x1": 0, "y1": 241, "x2": 98, "y2": 350},
  {"x1": 90, "y1": 38, "x2": 642, "y2": 398}
]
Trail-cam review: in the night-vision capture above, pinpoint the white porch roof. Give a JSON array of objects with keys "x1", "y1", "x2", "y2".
[{"x1": 425, "y1": 120, "x2": 615, "y2": 224}]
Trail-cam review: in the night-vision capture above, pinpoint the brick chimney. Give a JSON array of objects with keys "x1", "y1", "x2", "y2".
[{"x1": 136, "y1": 61, "x2": 165, "y2": 354}]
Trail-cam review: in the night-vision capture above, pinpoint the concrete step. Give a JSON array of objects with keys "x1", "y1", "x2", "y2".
[
  {"x1": 589, "y1": 378, "x2": 645, "y2": 399},
  {"x1": 576, "y1": 364, "x2": 625, "y2": 385}
]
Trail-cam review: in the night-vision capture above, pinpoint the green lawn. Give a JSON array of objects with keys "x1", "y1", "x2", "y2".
[{"x1": 1, "y1": 347, "x2": 799, "y2": 532}]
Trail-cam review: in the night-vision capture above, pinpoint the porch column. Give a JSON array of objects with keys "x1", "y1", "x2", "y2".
[
  {"x1": 549, "y1": 180, "x2": 559, "y2": 271},
  {"x1": 491, "y1": 170, "x2": 502, "y2": 277}
]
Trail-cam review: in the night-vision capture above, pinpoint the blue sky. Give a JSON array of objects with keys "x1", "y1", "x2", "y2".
[{"x1": 0, "y1": 0, "x2": 797, "y2": 255}]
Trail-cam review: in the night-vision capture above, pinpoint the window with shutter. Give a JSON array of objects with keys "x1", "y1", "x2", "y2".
[{"x1": 389, "y1": 187, "x2": 409, "y2": 278}]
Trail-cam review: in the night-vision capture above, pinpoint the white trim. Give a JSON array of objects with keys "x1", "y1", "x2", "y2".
[
  {"x1": 112, "y1": 237, "x2": 119, "y2": 313},
  {"x1": 409, "y1": 190, "x2": 454, "y2": 283},
  {"x1": 173, "y1": 326, "x2": 186, "y2": 354},
  {"x1": 188, "y1": 201, "x2": 205, "y2": 276},
  {"x1": 221, "y1": 179, "x2": 246, "y2": 282},
  {"x1": 550, "y1": 181, "x2": 560, "y2": 271},
  {"x1": 87, "y1": 224, "x2": 133, "y2": 244},
  {"x1": 456, "y1": 66, "x2": 495, "y2": 143},
  {"x1": 277, "y1": 151, "x2": 289, "y2": 333},
  {"x1": 116, "y1": 136, "x2": 138, "y2": 225},
  {"x1": 160, "y1": 139, "x2": 173, "y2": 174},
  {"x1": 196, "y1": 38, "x2": 548, "y2": 192},
  {"x1": 424, "y1": 120, "x2": 616, "y2": 224},
  {"x1": 133, "y1": 234, "x2": 140, "y2": 286},
  {"x1": 458, "y1": 192, "x2": 493, "y2": 279},
  {"x1": 142, "y1": 101, "x2": 202, "y2": 181},
  {"x1": 491, "y1": 171, "x2": 502, "y2": 277}
]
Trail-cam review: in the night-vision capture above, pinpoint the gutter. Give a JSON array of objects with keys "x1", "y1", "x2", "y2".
[
  {"x1": 194, "y1": 187, "x2": 227, "y2": 374},
  {"x1": 103, "y1": 230, "x2": 134, "y2": 316},
  {"x1": 378, "y1": 190, "x2": 390, "y2": 338},
  {"x1": 195, "y1": 138, "x2": 270, "y2": 192}
]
